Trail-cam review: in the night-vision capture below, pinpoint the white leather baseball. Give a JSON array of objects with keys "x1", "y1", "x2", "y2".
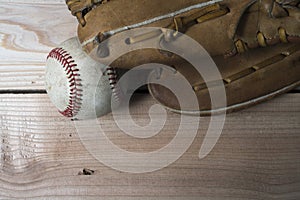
[{"x1": 45, "y1": 37, "x2": 118, "y2": 119}]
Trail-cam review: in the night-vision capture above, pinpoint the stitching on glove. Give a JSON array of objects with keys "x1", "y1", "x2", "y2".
[
  {"x1": 125, "y1": 4, "x2": 229, "y2": 46},
  {"x1": 233, "y1": 27, "x2": 298, "y2": 54},
  {"x1": 81, "y1": 0, "x2": 224, "y2": 47},
  {"x1": 230, "y1": 0, "x2": 300, "y2": 56},
  {"x1": 193, "y1": 44, "x2": 300, "y2": 92}
]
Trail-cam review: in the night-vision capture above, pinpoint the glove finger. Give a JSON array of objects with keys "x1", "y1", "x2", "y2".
[
  {"x1": 148, "y1": 43, "x2": 300, "y2": 115},
  {"x1": 75, "y1": 12, "x2": 86, "y2": 26}
]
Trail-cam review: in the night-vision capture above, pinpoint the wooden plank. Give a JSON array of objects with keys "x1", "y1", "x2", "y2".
[
  {"x1": 0, "y1": 2, "x2": 77, "y2": 90},
  {"x1": 0, "y1": 93, "x2": 299, "y2": 199}
]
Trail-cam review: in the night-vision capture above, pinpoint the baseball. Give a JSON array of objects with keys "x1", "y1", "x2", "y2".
[{"x1": 45, "y1": 37, "x2": 120, "y2": 120}]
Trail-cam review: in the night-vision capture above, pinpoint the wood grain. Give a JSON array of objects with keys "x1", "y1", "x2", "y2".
[
  {"x1": 0, "y1": 2, "x2": 77, "y2": 90},
  {"x1": 0, "y1": 93, "x2": 299, "y2": 199}
]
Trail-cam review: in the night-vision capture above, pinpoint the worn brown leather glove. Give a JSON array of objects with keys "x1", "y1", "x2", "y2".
[
  {"x1": 66, "y1": 0, "x2": 108, "y2": 26},
  {"x1": 67, "y1": 0, "x2": 300, "y2": 114}
]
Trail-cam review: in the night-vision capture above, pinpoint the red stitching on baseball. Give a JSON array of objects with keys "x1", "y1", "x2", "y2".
[
  {"x1": 47, "y1": 48, "x2": 82, "y2": 118},
  {"x1": 106, "y1": 67, "x2": 122, "y2": 102}
]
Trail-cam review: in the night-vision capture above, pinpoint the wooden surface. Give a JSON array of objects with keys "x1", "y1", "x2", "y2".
[
  {"x1": 0, "y1": 1, "x2": 300, "y2": 199},
  {"x1": 0, "y1": 94, "x2": 299, "y2": 199},
  {"x1": 0, "y1": 1, "x2": 77, "y2": 90}
]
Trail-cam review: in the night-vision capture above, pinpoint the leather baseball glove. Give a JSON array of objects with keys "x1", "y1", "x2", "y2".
[{"x1": 66, "y1": 0, "x2": 300, "y2": 115}]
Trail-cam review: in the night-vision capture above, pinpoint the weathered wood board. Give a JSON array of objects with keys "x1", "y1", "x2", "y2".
[
  {"x1": 0, "y1": 94, "x2": 299, "y2": 199},
  {"x1": 0, "y1": 1, "x2": 77, "y2": 90}
]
